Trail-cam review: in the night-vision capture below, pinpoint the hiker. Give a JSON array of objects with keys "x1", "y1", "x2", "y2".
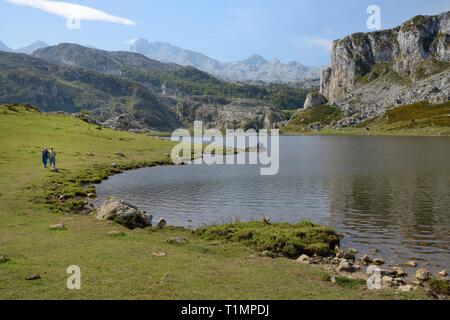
[
  {"x1": 41, "y1": 148, "x2": 49, "y2": 168},
  {"x1": 48, "y1": 147, "x2": 57, "y2": 169}
]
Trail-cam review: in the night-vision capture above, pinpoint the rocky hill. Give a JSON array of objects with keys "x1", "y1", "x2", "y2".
[
  {"x1": 0, "y1": 51, "x2": 179, "y2": 130},
  {"x1": 319, "y1": 11, "x2": 449, "y2": 125},
  {"x1": 130, "y1": 39, "x2": 321, "y2": 83}
]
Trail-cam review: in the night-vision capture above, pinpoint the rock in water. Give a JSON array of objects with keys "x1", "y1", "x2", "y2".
[
  {"x1": 96, "y1": 198, "x2": 152, "y2": 229},
  {"x1": 303, "y1": 92, "x2": 328, "y2": 110},
  {"x1": 415, "y1": 268, "x2": 433, "y2": 281}
]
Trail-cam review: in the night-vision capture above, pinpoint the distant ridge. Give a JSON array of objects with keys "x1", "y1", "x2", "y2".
[
  {"x1": 130, "y1": 39, "x2": 322, "y2": 83},
  {"x1": 0, "y1": 40, "x2": 49, "y2": 55}
]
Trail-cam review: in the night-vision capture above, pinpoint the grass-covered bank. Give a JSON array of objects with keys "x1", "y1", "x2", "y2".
[
  {"x1": 0, "y1": 104, "x2": 426, "y2": 299},
  {"x1": 282, "y1": 101, "x2": 450, "y2": 136}
]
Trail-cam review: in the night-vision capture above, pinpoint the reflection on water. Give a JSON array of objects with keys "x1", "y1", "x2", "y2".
[{"x1": 97, "y1": 136, "x2": 450, "y2": 270}]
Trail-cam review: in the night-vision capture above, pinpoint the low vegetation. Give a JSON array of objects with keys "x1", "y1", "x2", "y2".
[
  {"x1": 282, "y1": 105, "x2": 344, "y2": 133},
  {"x1": 195, "y1": 221, "x2": 341, "y2": 258}
]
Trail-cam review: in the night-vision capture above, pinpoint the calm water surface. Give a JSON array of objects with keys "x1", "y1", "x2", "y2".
[{"x1": 97, "y1": 136, "x2": 450, "y2": 270}]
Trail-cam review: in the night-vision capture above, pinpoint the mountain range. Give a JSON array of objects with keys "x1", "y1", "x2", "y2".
[
  {"x1": 130, "y1": 39, "x2": 322, "y2": 83},
  {"x1": 0, "y1": 43, "x2": 310, "y2": 130},
  {"x1": 0, "y1": 40, "x2": 49, "y2": 55}
]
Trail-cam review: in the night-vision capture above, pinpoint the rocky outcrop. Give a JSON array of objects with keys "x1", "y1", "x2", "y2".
[
  {"x1": 321, "y1": 11, "x2": 450, "y2": 103},
  {"x1": 303, "y1": 92, "x2": 328, "y2": 109},
  {"x1": 177, "y1": 97, "x2": 286, "y2": 130},
  {"x1": 96, "y1": 198, "x2": 152, "y2": 229},
  {"x1": 102, "y1": 114, "x2": 145, "y2": 132}
]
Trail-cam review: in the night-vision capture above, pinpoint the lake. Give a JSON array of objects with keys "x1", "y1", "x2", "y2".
[{"x1": 97, "y1": 136, "x2": 450, "y2": 271}]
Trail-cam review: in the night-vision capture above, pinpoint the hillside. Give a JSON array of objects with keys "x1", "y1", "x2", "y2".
[
  {"x1": 130, "y1": 39, "x2": 322, "y2": 83},
  {"x1": 0, "y1": 51, "x2": 179, "y2": 130},
  {"x1": 0, "y1": 104, "x2": 425, "y2": 299}
]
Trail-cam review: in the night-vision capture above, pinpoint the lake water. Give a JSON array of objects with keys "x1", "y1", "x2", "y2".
[{"x1": 97, "y1": 136, "x2": 450, "y2": 271}]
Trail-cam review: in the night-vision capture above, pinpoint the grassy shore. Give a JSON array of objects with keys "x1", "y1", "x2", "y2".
[
  {"x1": 282, "y1": 101, "x2": 450, "y2": 136},
  {"x1": 0, "y1": 104, "x2": 426, "y2": 299}
]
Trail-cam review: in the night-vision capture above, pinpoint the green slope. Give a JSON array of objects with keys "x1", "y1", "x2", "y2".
[{"x1": 0, "y1": 104, "x2": 426, "y2": 299}]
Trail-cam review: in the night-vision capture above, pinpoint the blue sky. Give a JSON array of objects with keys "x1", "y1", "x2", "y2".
[{"x1": 1, "y1": 0, "x2": 449, "y2": 66}]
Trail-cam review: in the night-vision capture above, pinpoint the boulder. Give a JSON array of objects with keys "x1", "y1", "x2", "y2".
[
  {"x1": 393, "y1": 267, "x2": 407, "y2": 277},
  {"x1": 338, "y1": 260, "x2": 355, "y2": 273},
  {"x1": 404, "y1": 261, "x2": 418, "y2": 268},
  {"x1": 382, "y1": 276, "x2": 394, "y2": 288},
  {"x1": 372, "y1": 258, "x2": 385, "y2": 266},
  {"x1": 303, "y1": 92, "x2": 328, "y2": 110},
  {"x1": 96, "y1": 198, "x2": 152, "y2": 230},
  {"x1": 341, "y1": 248, "x2": 358, "y2": 260},
  {"x1": 296, "y1": 254, "x2": 310, "y2": 264},
  {"x1": 415, "y1": 268, "x2": 433, "y2": 281},
  {"x1": 156, "y1": 218, "x2": 167, "y2": 230},
  {"x1": 359, "y1": 255, "x2": 373, "y2": 265}
]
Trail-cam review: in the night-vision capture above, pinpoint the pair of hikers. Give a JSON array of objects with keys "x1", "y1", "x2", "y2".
[{"x1": 42, "y1": 147, "x2": 57, "y2": 169}]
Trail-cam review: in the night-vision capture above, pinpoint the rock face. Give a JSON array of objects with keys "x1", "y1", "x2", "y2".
[
  {"x1": 321, "y1": 11, "x2": 450, "y2": 102},
  {"x1": 303, "y1": 92, "x2": 328, "y2": 109},
  {"x1": 96, "y1": 199, "x2": 152, "y2": 229},
  {"x1": 318, "y1": 11, "x2": 450, "y2": 127}
]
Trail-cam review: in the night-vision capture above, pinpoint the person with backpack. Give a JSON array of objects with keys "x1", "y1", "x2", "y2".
[{"x1": 42, "y1": 148, "x2": 49, "y2": 168}]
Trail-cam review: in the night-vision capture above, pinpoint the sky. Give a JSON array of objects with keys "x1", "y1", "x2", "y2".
[{"x1": 0, "y1": 0, "x2": 449, "y2": 67}]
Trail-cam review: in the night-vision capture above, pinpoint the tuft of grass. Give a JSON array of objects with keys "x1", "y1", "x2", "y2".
[
  {"x1": 427, "y1": 278, "x2": 450, "y2": 296},
  {"x1": 283, "y1": 105, "x2": 344, "y2": 133},
  {"x1": 195, "y1": 221, "x2": 341, "y2": 258}
]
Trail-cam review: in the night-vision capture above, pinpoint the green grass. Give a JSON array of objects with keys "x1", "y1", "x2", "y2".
[
  {"x1": 283, "y1": 105, "x2": 345, "y2": 133},
  {"x1": 195, "y1": 221, "x2": 341, "y2": 258},
  {"x1": 0, "y1": 104, "x2": 427, "y2": 299}
]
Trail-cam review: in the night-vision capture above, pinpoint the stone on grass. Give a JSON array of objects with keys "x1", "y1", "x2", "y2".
[
  {"x1": 167, "y1": 237, "x2": 189, "y2": 245},
  {"x1": 156, "y1": 218, "x2": 167, "y2": 230},
  {"x1": 96, "y1": 198, "x2": 152, "y2": 230},
  {"x1": 49, "y1": 223, "x2": 66, "y2": 230},
  {"x1": 108, "y1": 231, "x2": 126, "y2": 237},
  {"x1": 338, "y1": 260, "x2": 355, "y2": 273},
  {"x1": 26, "y1": 274, "x2": 41, "y2": 281},
  {"x1": 382, "y1": 276, "x2": 394, "y2": 288},
  {"x1": 262, "y1": 250, "x2": 277, "y2": 259},
  {"x1": 0, "y1": 255, "x2": 9, "y2": 264},
  {"x1": 152, "y1": 252, "x2": 168, "y2": 257},
  {"x1": 296, "y1": 254, "x2": 310, "y2": 264}
]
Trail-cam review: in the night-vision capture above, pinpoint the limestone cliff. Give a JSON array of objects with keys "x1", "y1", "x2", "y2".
[{"x1": 321, "y1": 11, "x2": 450, "y2": 103}]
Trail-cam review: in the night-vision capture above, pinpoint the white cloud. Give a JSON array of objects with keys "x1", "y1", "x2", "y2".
[
  {"x1": 5, "y1": 0, "x2": 135, "y2": 26},
  {"x1": 293, "y1": 36, "x2": 333, "y2": 52}
]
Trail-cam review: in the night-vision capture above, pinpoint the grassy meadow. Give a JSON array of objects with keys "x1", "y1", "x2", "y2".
[{"x1": 0, "y1": 104, "x2": 427, "y2": 299}]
